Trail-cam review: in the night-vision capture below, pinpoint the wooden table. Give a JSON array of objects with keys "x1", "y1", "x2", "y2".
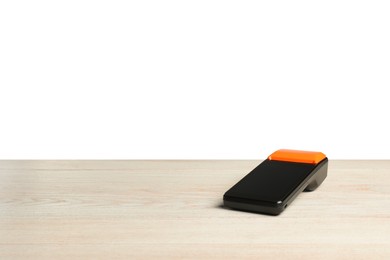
[{"x1": 1, "y1": 160, "x2": 389, "y2": 259}]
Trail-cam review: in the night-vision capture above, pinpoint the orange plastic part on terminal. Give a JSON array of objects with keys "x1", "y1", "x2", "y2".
[{"x1": 268, "y1": 149, "x2": 326, "y2": 165}]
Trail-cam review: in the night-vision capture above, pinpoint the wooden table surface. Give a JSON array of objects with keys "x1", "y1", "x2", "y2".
[{"x1": 1, "y1": 160, "x2": 389, "y2": 259}]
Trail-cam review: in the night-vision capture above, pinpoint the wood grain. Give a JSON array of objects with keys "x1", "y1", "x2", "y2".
[{"x1": 1, "y1": 160, "x2": 390, "y2": 259}]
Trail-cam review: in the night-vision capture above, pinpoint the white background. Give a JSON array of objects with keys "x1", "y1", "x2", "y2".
[{"x1": 0, "y1": 1, "x2": 389, "y2": 159}]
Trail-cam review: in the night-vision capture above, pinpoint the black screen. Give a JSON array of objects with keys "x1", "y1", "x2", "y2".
[{"x1": 225, "y1": 160, "x2": 316, "y2": 203}]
